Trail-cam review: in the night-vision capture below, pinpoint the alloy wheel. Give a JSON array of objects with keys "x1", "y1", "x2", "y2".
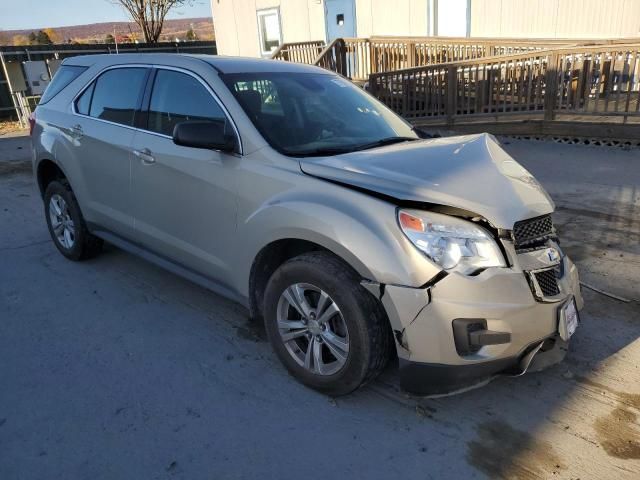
[
  {"x1": 49, "y1": 194, "x2": 76, "y2": 249},
  {"x1": 276, "y1": 283, "x2": 349, "y2": 376}
]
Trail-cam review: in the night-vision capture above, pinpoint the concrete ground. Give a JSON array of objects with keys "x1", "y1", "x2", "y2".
[{"x1": 0, "y1": 134, "x2": 638, "y2": 479}]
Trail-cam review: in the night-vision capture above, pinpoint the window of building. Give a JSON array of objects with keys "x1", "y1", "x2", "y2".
[{"x1": 257, "y1": 8, "x2": 282, "y2": 56}]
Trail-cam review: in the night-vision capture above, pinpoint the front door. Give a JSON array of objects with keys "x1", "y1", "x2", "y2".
[
  {"x1": 130, "y1": 68, "x2": 239, "y2": 285},
  {"x1": 325, "y1": 0, "x2": 356, "y2": 41}
]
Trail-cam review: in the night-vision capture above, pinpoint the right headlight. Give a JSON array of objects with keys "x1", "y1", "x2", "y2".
[{"x1": 398, "y1": 209, "x2": 506, "y2": 275}]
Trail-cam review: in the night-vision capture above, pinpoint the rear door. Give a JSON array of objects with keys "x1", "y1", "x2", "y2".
[
  {"x1": 71, "y1": 66, "x2": 149, "y2": 238},
  {"x1": 130, "y1": 67, "x2": 240, "y2": 284}
]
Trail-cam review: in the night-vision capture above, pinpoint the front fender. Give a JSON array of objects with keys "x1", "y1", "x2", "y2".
[{"x1": 234, "y1": 187, "x2": 441, "y2": 298}]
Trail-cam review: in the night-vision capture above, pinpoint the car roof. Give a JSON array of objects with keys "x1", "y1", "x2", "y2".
[{"x1": 64, "y1": 53, "x2": 332, "y2": 75}]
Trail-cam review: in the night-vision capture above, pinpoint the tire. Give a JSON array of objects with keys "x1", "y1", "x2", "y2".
[
  {"x1": 263, "y1": 251, "x2": 391, "y2": 396},
  {"x1": 44, "y1": 180, "x2": 103, "y2": 261}
]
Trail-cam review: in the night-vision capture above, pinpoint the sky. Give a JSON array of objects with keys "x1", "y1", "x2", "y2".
[{"x1": 0, "y1": 0, "x2": 213, "y2": 30}]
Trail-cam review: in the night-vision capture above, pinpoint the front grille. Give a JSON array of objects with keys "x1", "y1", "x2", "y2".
[
  {"x1": 513, "y1": 215, "x2": 555, "y2": 249},
  {"x1": 533, "y1": 269, "x2": 560, "y2": 296}
]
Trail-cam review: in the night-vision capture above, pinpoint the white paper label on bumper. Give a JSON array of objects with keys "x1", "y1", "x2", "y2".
[{"x1": 559, "y1": 299, "x2": 579, "y2": 341}]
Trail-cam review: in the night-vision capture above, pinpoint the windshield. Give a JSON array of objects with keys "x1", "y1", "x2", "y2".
[{"x1": 221, "y1": 72, "x2": 418, "y2": 156}]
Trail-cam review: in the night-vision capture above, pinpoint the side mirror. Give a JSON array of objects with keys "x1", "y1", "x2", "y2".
[{"x1": 173, "y1": 120, "x2": 237, "y2": 153}]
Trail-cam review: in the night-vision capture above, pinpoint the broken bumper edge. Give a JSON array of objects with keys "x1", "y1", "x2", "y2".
[{"x1": 399, "y1": 333, "x2": 569, "y2": 396}]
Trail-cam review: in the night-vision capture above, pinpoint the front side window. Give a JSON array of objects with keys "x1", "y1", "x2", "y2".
[
  {"x1": 40, "y1": 65, "x2": 87, "y2": 104},
  {"x1": 257, "y1": 8, "x2": 282, "y2": 55},
  {"x1": 83, "y1": 68, "x2": 148, "y2": 126},
  {"x1": 147, "y1": 69, "x2": 227, "y2": 137},
  {"x1": 223, "y1": 72, "x2": 417, "y2": 156}
]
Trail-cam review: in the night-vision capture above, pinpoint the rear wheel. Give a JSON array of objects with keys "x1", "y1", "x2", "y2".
[
  {"x1": 44, "y1": 180, "x2": 103, "y2": 261},
  {"x1": 263, "y1": 251, "x2": 391, "y2": 396}
]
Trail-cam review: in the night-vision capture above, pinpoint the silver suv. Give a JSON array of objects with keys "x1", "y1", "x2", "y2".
[{"x1": 32, "y1": 54, "x2": 583, "y2": 396}]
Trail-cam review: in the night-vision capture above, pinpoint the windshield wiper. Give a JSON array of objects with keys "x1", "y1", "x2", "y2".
[
  {"x1": 285, "y1": 146, "x2": 357, "y2": 157},
  {"x1": 285, "y1": 137, "x2": 418, "y2": 157},
  {"x1": 351, "y1": 136, "x2": 418, "y2": 152},
  {"x1": 412, "y1": 126, "x2": 441, "y2": 139}
]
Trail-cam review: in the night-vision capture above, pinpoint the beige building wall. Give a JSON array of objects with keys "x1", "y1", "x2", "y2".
[
  {"x1": 471, "y1": 0, "x2": 640, "y2": 38},
  {"x1": 356, "y1": 0, "x2": 429, "y2": 37},
  {"x1": 212, "y1": 0, "x2": 640, "y2": 57},
  {"x1": 211, "y1": 0, "x2": 326, "y2": 57}
]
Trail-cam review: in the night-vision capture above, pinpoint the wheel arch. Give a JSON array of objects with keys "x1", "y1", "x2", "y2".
[
  {"x1": 36, "y1": 158, "x2": 69, "y2": 198},
  {"x1": 241, "y1": 192, "x2": 440, "y2": 320},
  {"x1": 248, "y1": 237, "x2": 373, "y2": 324}
]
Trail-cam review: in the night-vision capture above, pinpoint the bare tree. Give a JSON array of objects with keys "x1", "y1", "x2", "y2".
[{"x1": 111, "y1": 0, "x2": 189, "y2": 43}]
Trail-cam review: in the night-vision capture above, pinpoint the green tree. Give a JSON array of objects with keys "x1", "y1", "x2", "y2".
[
  {"x1": 42, "y1": 28, "x2": 61, "y2": 43},
  {"x1": 105, "y1": 33, "x2": 116, "y2": 44},
  {"x1": 29, "y1": 30, "x2": 53, "y2": 45},
  {"x1": 185, "y1": 27, "x2": 198, "y2": 41}
]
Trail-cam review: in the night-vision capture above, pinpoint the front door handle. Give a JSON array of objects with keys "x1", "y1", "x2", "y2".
[{"x1": 133, "y1": 148, "x2": 156, "y2": 165}]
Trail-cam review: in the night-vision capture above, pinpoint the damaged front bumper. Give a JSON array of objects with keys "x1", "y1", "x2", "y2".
[{"x1": 364, "y1": 250, "x2": 583, "y2": 396}]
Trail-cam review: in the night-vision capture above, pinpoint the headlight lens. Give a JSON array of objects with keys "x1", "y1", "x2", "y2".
[{"x1": 398, "y1": 209, "x2": 506, "y2": 275}]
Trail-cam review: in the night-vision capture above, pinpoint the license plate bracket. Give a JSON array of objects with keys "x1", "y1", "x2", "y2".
[{"x1": 558, "y1": 297, "x2": 579, "y2": 341}]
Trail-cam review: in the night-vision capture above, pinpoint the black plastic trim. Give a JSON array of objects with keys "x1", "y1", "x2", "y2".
[{"x1": 399, "y1": 356, "x2": 517, "y2": 395}]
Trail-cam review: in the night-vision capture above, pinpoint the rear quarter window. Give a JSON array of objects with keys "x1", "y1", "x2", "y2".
[{"x1": 39, "y1": 65, "x2": 87, "y2": 104}]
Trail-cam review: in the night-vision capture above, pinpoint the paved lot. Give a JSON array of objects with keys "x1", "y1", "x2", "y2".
[{"x1": 1, "y1": 135, "x2": 639, "y2": 479}]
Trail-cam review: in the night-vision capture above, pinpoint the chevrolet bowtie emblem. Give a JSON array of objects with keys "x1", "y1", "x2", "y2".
[{"x1": 546, "y1": 247, "x2": 561, "y2": 263}]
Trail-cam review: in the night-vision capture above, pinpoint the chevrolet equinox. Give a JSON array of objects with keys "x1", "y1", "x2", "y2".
[{"x1": 31, "y1": 54, "x2": 583, "y2": 396}]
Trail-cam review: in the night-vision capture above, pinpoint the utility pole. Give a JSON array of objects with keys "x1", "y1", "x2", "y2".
[{"x1": 114, "y1": 27, "x2": 119, "y2": 54}]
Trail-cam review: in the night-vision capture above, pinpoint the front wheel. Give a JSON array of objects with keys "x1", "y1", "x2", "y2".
[{"x1": 263, "y1": 252, "x2": 391, "y2": 396}]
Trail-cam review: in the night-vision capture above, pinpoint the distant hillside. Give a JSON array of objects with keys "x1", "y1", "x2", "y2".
[{"x1": 1, "y1": 17, "x2": 215, "y2": 45}]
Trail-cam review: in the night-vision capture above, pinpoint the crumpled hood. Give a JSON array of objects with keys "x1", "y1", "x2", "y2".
[{"x1": 299, "y1": 133, "x2": 554, "y2": 229}]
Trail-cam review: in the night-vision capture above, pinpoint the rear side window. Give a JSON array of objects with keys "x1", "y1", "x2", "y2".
[
  {"x1": 75, "y1": 82, "x2": 94, "y2": 116},
  {"x1": 40, "y1": 65, "x2": 87, "y2": 104},
  {"x1": 147, "y1": 69, "x2": 227, "y2": 136},
  {"x1": 81, "y1": 68, "x2": 148, "y2": 127}
]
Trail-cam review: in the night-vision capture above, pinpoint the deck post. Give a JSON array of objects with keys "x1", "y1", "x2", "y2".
[
  {"x1": 447, "y1": 66, "x2": 457, "y2": 126},
  {"x1": 544, "y1": 53, "x2": 560, "y2": 121}
]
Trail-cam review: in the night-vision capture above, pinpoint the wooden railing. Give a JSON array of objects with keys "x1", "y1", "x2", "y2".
[
  {"x1": 554, "y1": 46, "x2": 640, "y2": 120},
  {"x1": 364, "y1": 37, "x2": 565, "y2": 78},
  {"x1": 368, "y1": 44, "x2": 640, "y2": 134},
  {"x1": 273, "y1": 36, "x2": 640, "y2": 82},
  {"x1": 270, "y1": 40, "x2": 325, "y2": 64},
  {"x1": 313, "y1": 37, "x2": 555, "y2": 81}
]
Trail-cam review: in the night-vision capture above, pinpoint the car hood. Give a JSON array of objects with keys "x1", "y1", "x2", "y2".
[{"x1": 298, "y1": 133, "x2": 554, "y2": 229}]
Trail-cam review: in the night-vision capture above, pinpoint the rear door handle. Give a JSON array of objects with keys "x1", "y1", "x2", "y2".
[
  {"x1": 70, "y1": 124, "x2": 83, "y2": 139},
  {"x1": 133, "y1": 148, "x2": 156, "y2": 165}
]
